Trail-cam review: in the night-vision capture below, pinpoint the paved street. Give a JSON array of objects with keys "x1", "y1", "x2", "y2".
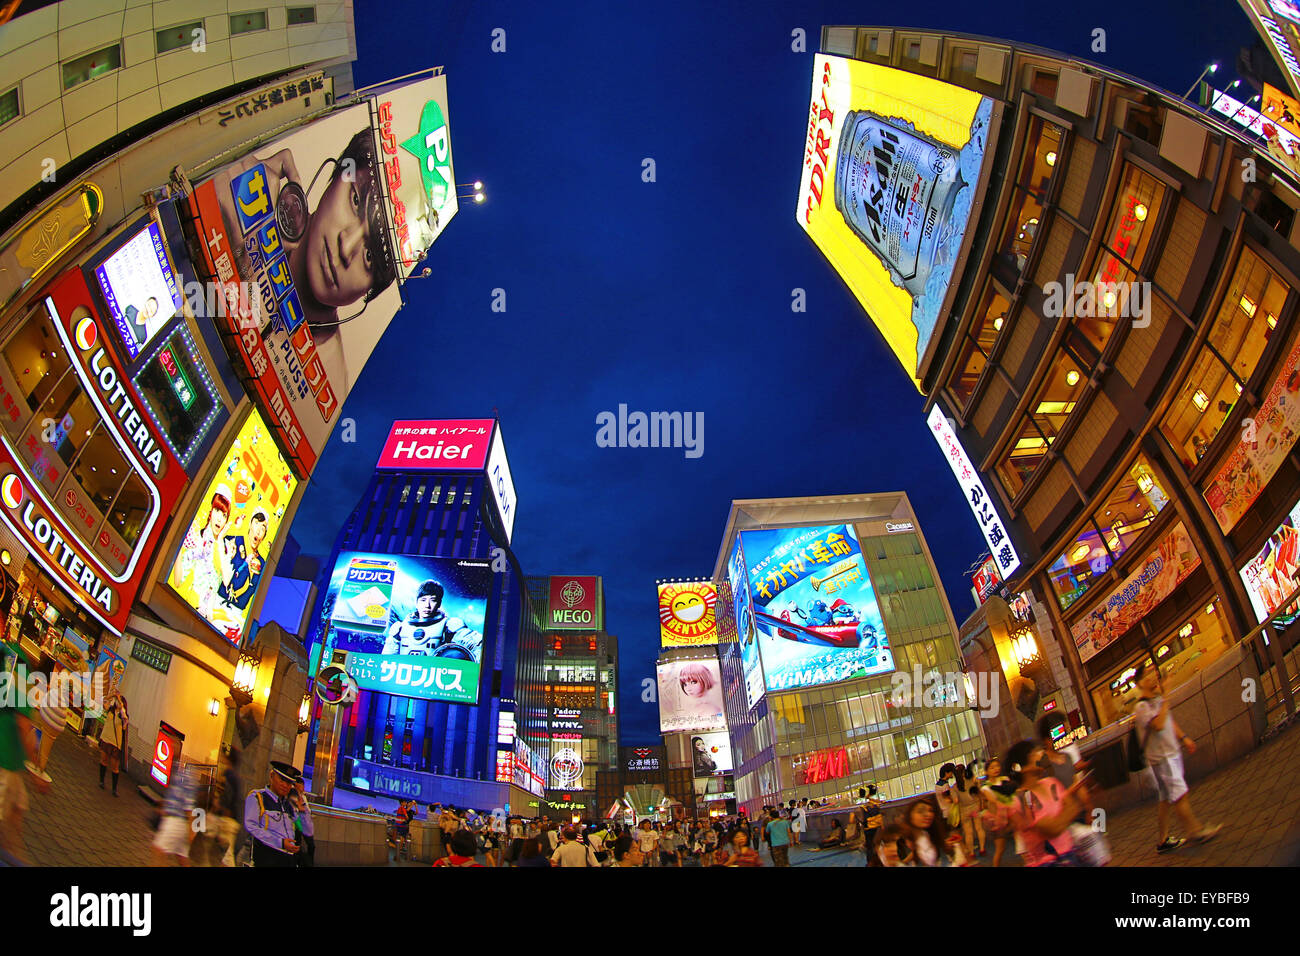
[{"x1": 10, "y1": 715, "x2": 1300, "y2": 867}]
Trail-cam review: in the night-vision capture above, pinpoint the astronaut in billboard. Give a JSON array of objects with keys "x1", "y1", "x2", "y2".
[
  {"x1": 212, "y1": 127, "x2": 398, "y2": 396},
  {"x1": 381, "y1": 579, "x2": 483, "y2": 662}
]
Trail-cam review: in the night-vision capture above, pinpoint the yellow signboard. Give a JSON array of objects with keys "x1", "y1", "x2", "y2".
[{"x1": 658, "y1": 581, "x2": 718, "y2": 647}]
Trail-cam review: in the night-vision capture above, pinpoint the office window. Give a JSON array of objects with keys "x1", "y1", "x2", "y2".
[
  {"x1": 287, "y1": 6, "x2": 316, "y2": 24},
  {"x1": 229, "y1": 11, "x2": 268, "y2": 34},
  {"x1": 949, "y1": 286, "x2": 1010, "y2": 406},
  {"x1": 156, "y1": 22, "x2": 204, "y2": 54},
  {"x1": 1161, "y1": 246, "x2": 1288, "y2": 468},
  {"x1": 0, "y1": 88, "x2": 18, "y2": 127},
  {"x1": 63, "y1": 44, "x2": 122, "y2": 90}
]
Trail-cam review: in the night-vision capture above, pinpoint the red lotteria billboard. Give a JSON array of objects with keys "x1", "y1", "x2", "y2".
[
  {"x1": 375, "y1": 419, "x2": 494, "y2": 470},
  {"x1": 548, "y1": 575, "x2": 601, "y2": 631},
  {"x1": 0, "y1": 270, "x2": 187, "y2": 634}
]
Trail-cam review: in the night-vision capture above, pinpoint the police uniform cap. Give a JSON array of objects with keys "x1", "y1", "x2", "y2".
[{"x1": 270, "y1": 761, "x2": 301, "y2": 783}]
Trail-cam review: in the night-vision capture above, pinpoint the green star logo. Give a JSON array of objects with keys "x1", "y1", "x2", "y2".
[{"x1": 400, "y1": 100, "x2": 452, "y2": 210}]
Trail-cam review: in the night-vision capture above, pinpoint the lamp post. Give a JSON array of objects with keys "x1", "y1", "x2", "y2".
[
  {"x1": 456, "y1": 180, "x2": 485, "y2": 204},
  {"x1": 231, "y1": 646, "x2": 261, "y2": 707},
  {"x1": 1182, "y1": 62, "x2": 1218, "y2": 102}
]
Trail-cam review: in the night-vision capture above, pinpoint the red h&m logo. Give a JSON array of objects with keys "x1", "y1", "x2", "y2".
[{"x1": 801, "y1": 746, "x2": 848, "y2": 785}]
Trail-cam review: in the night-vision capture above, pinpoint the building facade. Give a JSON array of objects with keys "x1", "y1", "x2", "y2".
[
  {"x1": 711, "y1": 493, "x2": 980, "y2": 816},
  {"x1": 816, "y1": 25, "x2": 1300, "y2": 753}
]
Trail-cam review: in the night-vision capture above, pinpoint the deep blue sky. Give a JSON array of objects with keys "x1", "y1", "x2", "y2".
[{"x1": 289, "y1": 0, "x2": 1257, "y2": 745}]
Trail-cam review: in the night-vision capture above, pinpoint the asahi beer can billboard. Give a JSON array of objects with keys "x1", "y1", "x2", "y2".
[
  {"x1": 180, "y1": 75, "x2": 457, "y2": 477},
  {"x1": 798, "y1": 55, "x2": 994, "y2": 391}
]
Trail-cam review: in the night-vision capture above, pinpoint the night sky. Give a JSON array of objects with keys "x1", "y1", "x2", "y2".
[{"x1": 288, "y1": 0, "x2": 1258, "y2": 745}]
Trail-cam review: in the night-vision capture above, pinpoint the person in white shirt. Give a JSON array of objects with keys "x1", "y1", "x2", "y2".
[
  {"x1": 790, "y1": 800, "x2": 808, "y2": 845},
  {"x1": 551, "y1": 829, "x2": 599, "y2": 867},
  {"x1": 636, "y1": 820, "x2": 661, "y2": 866},
  {"x1": 1133, "y1": 661, "x2": 1222, "y2": 854}
]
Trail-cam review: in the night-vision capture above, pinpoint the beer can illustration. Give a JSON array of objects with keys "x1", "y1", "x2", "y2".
[{"x1": 834, "y1": 110, "x2": 966, "y2": 299}]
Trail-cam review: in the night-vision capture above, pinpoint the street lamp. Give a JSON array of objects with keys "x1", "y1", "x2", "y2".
[
  {"x1": 231, "y1": 647, "x2": 261, "y2": 707},
  {"x1": 297, "y1": 694, "x2": 311, "y2": 734},
  {"x1": 1182, "y1": 62, "x2": 1219, "y2": 102},
  {"x1": 1208, "y1": 79, "x2": 1241, "y2": 114},
  {"x1": 1010, "y1": 628, "x2": 1041, "y2": 669},
  {"x1": 456, "y1": 180, "x2": 486, "y2": 203}
]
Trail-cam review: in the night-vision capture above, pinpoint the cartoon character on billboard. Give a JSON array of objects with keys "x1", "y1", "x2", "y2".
[
  {"x1": 173, "y1": 485, "x2": 234, "y2": 618},
  {"x1": 218, "y1": 509, "x2": 268, "y2": 611},
  {"x1": 381, "y1": 578, "x2": 483, "y2": 662},
  {"x1": 212, "y1": 127, "x2": 398, "y2": 394}
]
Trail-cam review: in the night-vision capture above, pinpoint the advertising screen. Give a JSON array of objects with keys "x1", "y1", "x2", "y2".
[
  {"x1": 1240, "y1": 497, "x2": 1300, "y2": 625},
  {"x1": 375, "y1": 419, "x2": 494, "y2": 470},
  {"x1": 798, "y1": 54, "x2": 994, "y2": 389},
  {"x1": 166, "y1": 407, "x2": 297, "y2": 645},
  {"x1": 657, "y1": 658, "x2": 726, "y2": 733},
  {"x1": 548, "y1": 742, "x2": 585, "y2": 790},
  {"x1": 658, "y1": 581, "x2": 718, "y2": 647},
  {"x1": 323, "y1": 551, "x2": 491, "y2": 704},
  {"x1": 728, "y1": 535, "x2": 764, "y2": 709},
  {"x1": 547, "y1": 575, "x2": 601, "y2": 630},
  {"x1": 972, "y1": 555, "x2": 1001, "y2": 605},
  {"x1": 739, "y1": 523, "x2": 894, "y2": 693},
  {"x1": 485, "y1": 424, "x2": 517, "y2": 543},
  {"x1": 179, "y1": 76, "x2": 457, "y2": 476},
  {"x1": 91, "y1": 221, "x2": 184, "y2": 360},
  {"x1": 690, "y1": 730, "x2": 733, "y2": 776}
]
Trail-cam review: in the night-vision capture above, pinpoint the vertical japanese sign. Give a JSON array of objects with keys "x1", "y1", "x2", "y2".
[{"x1": 927, "y1": 405, "x2": 1021, "y2": 578}]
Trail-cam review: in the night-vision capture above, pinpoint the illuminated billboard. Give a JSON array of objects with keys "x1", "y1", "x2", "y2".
[
  {"x1": 179, "y1": 76, "x2": 457, "y2": 476},
  {"x1": 739, "y1": 523, "x2": 894, "y2": 693},
  {"x1": 658, "y1": 581, "x2": 718, "y2": 647},
  {"x1": 728, "y1": 535, "x2": 764, "y2": 709},
  {"x1": 485, "y1": 424, "x2": 517, "y2": 543},
  {"x1": 657, "y1": 658, "x2": 726, "y2": 734},
  {"x1": 547, "y1": 575, "x2": 601, "y2": 630},
  {"x1": 323, "y1": 550, "x2": 491, "y2": 704},
  {"x1": 797, "y1": 54, "x2": 994, "y2": 389},
  {"x1": 1240, "y1": 497, "x2": 1300, "y2": 626},
  {"x1": 90, "y1": 220, "x2": 184, "y2": 360},
  {"x1": 376, "y1": 419, "x2": 493, "y2": 470},
  {"x1": 690, "y1": 730, "x2": 733, "y2": 776},
  {"x1": 166, "y1": 407, "x2": 297, "y2": 644}
]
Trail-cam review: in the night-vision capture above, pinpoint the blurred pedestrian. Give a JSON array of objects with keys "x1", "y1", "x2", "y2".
[
  {"x1": 871, "y1": 823, "x2": 911, "y2": 867},
  {"x1": 902, "y1": 799, "x2": 949, "y2": 866},
  {"x1": 726, "y1": 830, "x2": 762, "y2": 866},
  {"x1": 0, "y1": 651, "x2": 49, "y2": 863},
  {"x1": 433, "y1": 830, "x2": 482, "y2": 867},
  {"x1": 1004, "y1": 739, "x2": 1087, "y2": 867},
  {"x1": 766, "y1": 807, "x2": 791, "y2": 866},
  {"x1": 151, "y1": 764, "x2": 198, "y2": 866},
  {"x1": 979, "y1": 757, "x2": 1016, "y2": 868},
  {"x1": 212, "y1": 748, "x2": 243, "y2": 867},
  {"x1": 516, "y1": 836, "x2": 550, "y2": 868},
  {"x1": 97, "y1": 690, "x2": 129, "y2": 797}
]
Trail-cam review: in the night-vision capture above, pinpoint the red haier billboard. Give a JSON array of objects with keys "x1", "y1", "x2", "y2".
[{"x1": 375, "y1": 419, "x2": 494, "y2": 471}]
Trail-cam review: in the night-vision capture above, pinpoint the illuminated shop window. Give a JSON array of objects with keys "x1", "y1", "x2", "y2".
[
  {"x1": 949, "y1": 285, "x2": 1011, "y2": 407},
  {"x1": 1075, "y1": 165, "x2": 1167, "y2": 352},
  {"x1": 996, "y1": 119, "x2": 1065, "y2": 274},
  {"x1": 996, "y1": 418, "x2": 1051, "y2": 497},
  {"x1": 1161, "y1": 247, "x2": 1289, "y2": 469},
  {"x1": 1029, "y1": 348, "x2": 1088, "y2": 446},
  {"x1": 1048, "y1": 455, "x2": 1169, "y2": 610},
  {"x1": 132, "y1": 325, "x2": 220, "y2": 468}
]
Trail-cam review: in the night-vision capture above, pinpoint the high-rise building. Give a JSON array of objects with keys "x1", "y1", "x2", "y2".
[
  {"x1": 807, "y1": 26, "x2": 1286, "y2": 770},
  {"x1": 300, "y1": 418, "x2": 534, "y2": 811},
  {"x1": 711, "y1": 493, "x2": 979, "y2": 814}
]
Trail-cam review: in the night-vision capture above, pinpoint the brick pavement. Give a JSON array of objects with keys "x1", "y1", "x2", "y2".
[{"x1": 10, "y1": 715, "x2": 1300, "y2": 867}]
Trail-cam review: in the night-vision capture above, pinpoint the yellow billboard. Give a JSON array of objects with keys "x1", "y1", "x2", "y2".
[
  {"x1": 166, "y1": 407, "x2": 298, "y2": 644},
  {"x1": 658, "y1": 581, "x2": 718, "y2": 647},
  {"x1": 797, "y1": 54, "x2": 994, "y2": 390}
]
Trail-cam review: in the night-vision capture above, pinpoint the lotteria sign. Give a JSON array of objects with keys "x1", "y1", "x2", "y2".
[
  {"x1": 548, "y1": 575, "x2": 601, "y2": 630},
  {"x1": 376, "y1": 419, "x2": 493, "y2": 470},
  {"x1": 0, "y1": 270, "x2": 185, "y2": 634}
]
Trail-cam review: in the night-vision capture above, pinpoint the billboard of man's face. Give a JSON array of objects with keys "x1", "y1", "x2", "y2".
[
  {"x1": 298, "y1": 158, "x2": 382, "y2": 310},
  {"x1": 416, "y1": 592, "x2": 440, "y2": 619}
]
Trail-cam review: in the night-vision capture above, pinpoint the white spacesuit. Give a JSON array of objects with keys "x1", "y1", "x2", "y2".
[{"x1": 380, "y1": 579, "x2": 483, "y2": 662}]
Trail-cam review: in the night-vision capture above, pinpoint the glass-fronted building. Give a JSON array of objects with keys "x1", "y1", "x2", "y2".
[{"x1": 712, "y1": 493, "x2": 982, "y2": 814}]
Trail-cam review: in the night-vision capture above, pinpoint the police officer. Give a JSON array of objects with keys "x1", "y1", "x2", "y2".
[{"x1": 245, "y1": 761, "x2": 313, "y2": 867}]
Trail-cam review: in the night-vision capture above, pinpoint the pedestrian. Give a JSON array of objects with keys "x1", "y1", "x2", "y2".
[
  {"x1": 439, "y1": 803, "x2": 460, "y2": 856},
  {"x1": 1132, "y1": 661, "x2": 1222, "y2": 853},
  {"x1": 551, "y1": 827, "x2": 599, "y2": 867},
  {"x1": 0, "y1": 651, "x2": 49, "y2": 864},
  {"x1": 726, "y1": 830, "x2": 763, "y2": 866},
  {"x1": 244, "y1": 761, "x2": 312, "y2": 867},
  {"x1": 433, "y1": 830, "x2": 483, "y2": 867},
  {"x1": 766, "y1": 807, "x2": 791, "y2": 866},
  {"x1": 506, "y1": 816, "x2": 524, "y2": 865},
  {"x1": 790, "y1": 799, "x2": 807, "y2": 845},
  {"x1": 1003, "y1": 739, "x2": 1088, "y2": 867},
  {"x1": 934, "y1": 764, "x2": 961, "y2": 834},
  {"x1": 659, "y1": 821, "x2": 684, "y2": 867},
  {"x1": 513, "y1": 836, "x2": 548, "y2": 868},
  {"x1": 871, "y1": 823, "x2": 911, "y2": 867},
  {"x1": 954, "y1": 764, "x2": 980, "y2": 857},
  {"x1": 212, "y1": 747, "x2": 243, "y2": 867},
  {"x1": 978, "y1": 757, "x2": 1016, "y2": 868},
  {"x1": 861, "y1": 786, "x2": 883, "y2": 863},
  {"x1": 589, "y1": 823, "x2": 608, "y2": 865},
  {"x1": 817, "y1": 818, "x2": 846, "y2": 849},
  {"x1": 901, "y1": 799, "x2": 949, "y2": 866},
  {"x1": 544, "y1": 819, "x2": 560, "y2": 854},
  {"x1": 97, "y1": 689, "x2": 129, "y2": 797},
  {"x1": 636, "y1": 818, "x2": 660, "y2": 866},
  {"x1": 151, "y1": 764, "x2": 198, "y2": 866}
]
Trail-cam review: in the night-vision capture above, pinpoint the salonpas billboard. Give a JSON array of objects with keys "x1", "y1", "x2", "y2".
[{"x1": 797, "y1": 55, "x2": 994, "y2": 390}]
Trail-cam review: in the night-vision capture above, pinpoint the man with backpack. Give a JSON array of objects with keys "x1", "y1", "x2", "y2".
[{"x1": 551, "y1": 828, "x2": 599, "y2": 866}]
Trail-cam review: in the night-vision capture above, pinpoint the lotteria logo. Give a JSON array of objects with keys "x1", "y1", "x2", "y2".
[
  {"x1": 73, "y1": 317, "x2": 97, "y2": 351},
  {"x1": 1, "y1": 474, "x2": 21, "y2": 509},
  {"x1": 400, "y1": 100, "x2": 451, "y2": 210},
  {"x1": 3, "y1": 474, "x2": 114, "y2": 614}
]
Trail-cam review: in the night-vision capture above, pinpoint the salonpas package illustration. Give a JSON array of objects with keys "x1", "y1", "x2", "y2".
[{"x1": 331, "y1": 557, "x2": 399, "y2": 631}]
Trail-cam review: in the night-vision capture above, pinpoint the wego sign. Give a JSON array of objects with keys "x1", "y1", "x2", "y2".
[{"x1": 548, "y1": 575, "x2": 600, "y2": 630}]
